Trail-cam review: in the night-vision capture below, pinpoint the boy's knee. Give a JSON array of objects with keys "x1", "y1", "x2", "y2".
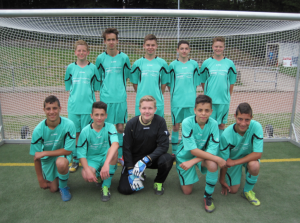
[
  {"x1": 182, "y1": 188, "x2": 192, "y2": 195},
  {"x1": 205, "y1": 160, "x2": 218, "y2": 172},
  {"x1": 56, "y1": 158, "x2": 69, "y2": 172},
  {"x1": 158, "y1": 153, "x2": 174, "y2": 169},
  {"x1": 247, "y1": 161, "x2": 260, "y2": 175}
]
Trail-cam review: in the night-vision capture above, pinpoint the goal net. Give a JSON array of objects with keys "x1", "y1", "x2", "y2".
[{"x1": 0, "y1": 13, "x2": 300, "y2": 141}]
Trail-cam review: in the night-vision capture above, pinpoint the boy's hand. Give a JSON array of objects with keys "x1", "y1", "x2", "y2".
[
  {"x1": 226, "y1": 158, "x2": 236, "y2": 167},
  {"x1": 179, "y1": 160, "x2": 194, "y2": 171},
  {"x1": 216, "y1": 157, "x2": 227, "y2": 168},
  {"x1": 220, "y1": 180, "x2": 231, "y2": 195},
  {"x1": 133, "y1": 156, "x2": 150, "y2": 177},
  {"x1": 100, "y1": 163, "x2": 110, "y2": 180},
  {"x1": 34, "y1": 152, "x2": 45, "y2": 160},
  {"x1": 38, "y1": 178, "x2": 51, "y2": 189},
  {"x1": 86, "y1": 169, "x2": 97, "y2": 183}
]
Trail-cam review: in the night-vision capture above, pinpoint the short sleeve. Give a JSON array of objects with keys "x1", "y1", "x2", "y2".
[
  {"x1": 108, "y1": 124, "x2": 119, "y2": 144},
  {"x1": 130, "y1": 61, "x2": 140, "y2": 84},
  {"x1": 77, "y1": 129, "x2": 88, "y2": 159},
  {"x1": 206, "y1": 122, "x2": 220, "y2": 156},
  {"x1": 93, "y1": 66, "x2": 101, "y2": 91},
  {"x1": 160, "y1": 60, "x2": 169, "y2": 85},
  {"x1": 64, "y1": 65, "x2": 72, "y2": 91},
  {"x1": 167, "y1": 62, "x2": 174, "y2": 87},
  {"x1": 125, "y1": 56, "x2": 131, "y2": 80},
  {"x1": 199, "y1": 60, "x2": 208, "y2": 84},
  {"x1": 182, "y1": 119, "x2": 197, "y2": 151},
  {"x1": 64, "y1": 122, "x2": 76, "y2": 152},
  {"x1": 229, "y1": 61, "x2": 237, "y2": 85},
  {"x1": 219, "y1": 134, "x2": 230, "y2": 160},
  {"x1": 30, "y1": 126, "x2": 43, "y2": 156},
  {"x1": 253, "y1": 122, "x2": 264, "y2": 153},
  {"x1": 95, "y1": 56, "x2": 104, "y2": 84}
]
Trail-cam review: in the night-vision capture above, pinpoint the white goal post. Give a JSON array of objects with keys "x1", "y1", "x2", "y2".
[{"x1": 0, "y1": 9, "x2": 300, "y2": 146}]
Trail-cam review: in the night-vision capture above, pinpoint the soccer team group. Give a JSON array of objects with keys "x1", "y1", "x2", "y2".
[{"x1": 29, "y1": 28, "x2": 264, "y2": 213}]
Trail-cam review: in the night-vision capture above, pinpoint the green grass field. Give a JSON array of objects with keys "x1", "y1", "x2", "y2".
[{"x1": 0, "y1": 142, "x2": 300, "y2": 222}]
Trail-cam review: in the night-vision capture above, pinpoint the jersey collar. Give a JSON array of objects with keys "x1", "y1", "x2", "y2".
[
  {"x1": 45, "y1": 117, "x2": 61, "y2": 126},
  {"x1": 139, "y1": 115, "x2": 153, "y2": 126}
]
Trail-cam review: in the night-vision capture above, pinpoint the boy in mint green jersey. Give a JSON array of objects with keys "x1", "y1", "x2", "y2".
[
  {"x1": 219, "y1": 102, "x2": 263, "y2": 206},
  {"x1": 130, "y1": 34, "x2": 169, "y2": 117},
  {"x1": 167, "y1": 40, "x2": 200, "y2": 155},
  {"x1": 65, "y1": 40, "x2": 100, "y2": 173},
  {"x1": 30, "y1": 95, "x2": 76, "y2": 202},
  {"x1": 95, "y1": 28, "x2": 131, "y2": 167},
  {"x1": 77, "y1": 101, "x2": 119, "y2": 202},
  {"x1": 200, "y1": 37, "x2": 237, "y2": 137},
  {"x1": 176, "y1": 95, "x2": 226, "y2": 213}
]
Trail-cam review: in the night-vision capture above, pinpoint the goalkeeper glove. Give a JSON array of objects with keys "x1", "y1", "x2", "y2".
[
  {"x1": 128, "y1": 169, "x2": 144, "y2": 191},
  {"x1": 133, "y1": 156, "x2": 150, "y2": 177}
]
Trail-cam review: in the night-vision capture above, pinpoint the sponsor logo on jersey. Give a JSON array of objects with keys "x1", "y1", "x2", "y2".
[
  {"x1": 143, "y1": 127, "x2": 150, "y2": 129},
  {"x1": 182, "y1": 67, "x2": 187, "y2": 69},
  {"x1": 142, "y1": 72, "x2": 148, "y2": 76},
  {"x1": 111, "y1": 61, "x2": 116, "y2": 63},
  {"x1": 147, "y1": 64, "x2": 153, "y2": 66},
  {"x1": 51, "y1": 133, "x2": 57, "y2": 136},
  {"x1": 186, "y1": 75, "x2": 192, "y2": 78},
  {"x1": 242, "y1": 143, "x2": 249, "y2": 150},
  {"x1": 215, "y1": 64, "x2": 222, "y2": 66},
  {"x1": 97, "y1": 136, "x2": 102, "y2": 139},
  {"x1": 151, "y1": 73, "x2": 158, "y2": 77}
]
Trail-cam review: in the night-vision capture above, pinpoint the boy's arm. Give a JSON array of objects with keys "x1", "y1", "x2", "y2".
[
  {"x1": 180, "y1": 157, "x2": 203, "y2": 171},
  {"x1": 190, "y1": 149, "x2": 226, "y2": 168},
  {"x1": 161, "y1": 84, "x2": 167, "y2": 94},
  {"x1": 125, "y1": 56, "x2": 131, "y2": 80},
  {"x1": 101, "y1": 142, "x2": 119, "y2": 180},
  {"x1": 219, "y1": 167, "x2": 231, "y2": 195},
  {"x1": 80, "y1": 157, "x2": 98, "y2": 182},
  {"x1": 229, "y1": 61, "x2": 237, "y2": 95},
  {"x1": 34, "y1": 158, "x2": 51, "y2": 189},
  {"x1": 130, "y1": 61, "x2": 140, "y2": 93},
  {"x1": 133, "y1": 84, "x2": 138, "y2": 93},
  {"x1": 230, "y1": 84, "x2": 234, "y2": 95},
  {"x1": 34, "y1": 149, "x2": 72, "y2": 160},
  {"x1": 226, "y1": 152, "x2": 262, "y2": 167}
]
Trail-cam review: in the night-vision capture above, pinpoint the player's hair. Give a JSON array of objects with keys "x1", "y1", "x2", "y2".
[
  {"x1": 212, "y1": 36, "x2": 225, "y2": 44},
  {"x1": 177, "y1": 40, "x2": 190, "y2": 48},
  {"x1": 74, "y1": 40, "x2": 89, "y2": 51},
  {"x1": 102, "y1": 28, "x2": 119, "y2": 40},
  {"x1": 144, "y1": 34, "x2": 157, "y2": 43},
  {"x1": 139, "y1": 95, "x2": 157, "y2": 108},
  {"x1": 236, "y1": 102, "x2": 253, "y2": 116},
  {"x1": 44, "y1": 95, "x2": 60, "y2": 108},
  {"x1": 195, "y1": 95, "x2": 212, "y2": 109},
  {"x1": 92, "y1": 101, "x2": 107, "y2": 113}
]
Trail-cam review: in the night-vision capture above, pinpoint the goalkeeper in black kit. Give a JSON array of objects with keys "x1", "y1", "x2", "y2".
[{"x1": 118, "y1": 95, "x2": 174, "y2": 195}]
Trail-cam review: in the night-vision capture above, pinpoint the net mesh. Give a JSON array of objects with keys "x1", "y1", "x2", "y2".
[{"x1": 0, "y1": 16, "x2": 299, "y2": 140}]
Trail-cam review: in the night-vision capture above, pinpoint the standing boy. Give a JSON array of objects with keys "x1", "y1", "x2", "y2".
[
  {"x1": 175, "y1": 95, "x2": 226, "y2": 213},
  {"x1": 118, "y1": 96, "x2": 173, "y2": 195},
  {"x1": 65, "y1": 40, "x2": 100, "y2": 172},
  {"x1": 30, "y1": 95, "x2": 76, "y2": 201},
  {"x1": 77, "y1": 101, "x2": 119, "y2": 202},
  {"x1": 219, "y1": 103, "x2": 263, "y2": 206},
  {"x1": 168, "y1": 40, "x2": 200, "y2": 155},
  {"x1": 95, "y1": 28, "x2": 131, "y2": 166},
  {"x1": 130, "y1": 34, "x2": 169, "y2": 117},
  {"x1": 199, "y1": 37, "x2": 237, "y2": 136}
]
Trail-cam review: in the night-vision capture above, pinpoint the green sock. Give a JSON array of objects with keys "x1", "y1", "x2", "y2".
[
  {"x1": 204, "y1": 170, "x2": 218, "y2": 197},
  {"x1": 117, "y1": 133, "x2": 123, "y2": 159},
  {"x1": 58, "y1": 172, "x2": 69, "y2": 189},
  {"x1": 102, "y1": 164, "x2": 117, "y2": 188},
  {"x1": 171, "y1": 131, "x2": 179, "y2": 154},
  {"x1": 244, "y1": 173, "x2": 258, "y2": 192}
]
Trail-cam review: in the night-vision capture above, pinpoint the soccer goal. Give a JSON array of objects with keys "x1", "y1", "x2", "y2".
[{"x1": 0, "y1": 9, "x2": 300, "y2": 145}]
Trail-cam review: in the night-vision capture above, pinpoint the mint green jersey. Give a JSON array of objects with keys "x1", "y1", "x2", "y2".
[
  {"x1": 65, "y1": 62, "x2": 100, "y2": 114},
  {"x1": 219, "y1": 120, "x2": 263, "y2": 161},
  {"x1": 130, "y1": 57, "x2": 169, "y2": 107},
  {"x1": 30, "y1": 117, "x2": 76, "y2": 160},
  {"x1": 77, "y1": 122, "x2": 119, "y2": 162},
  {"x1": 168, "y1": 59, "x2": 200, "y2": 108},
  {"x1": 177, "y1": 116, "x2": 219, "y2": 162},
  {"x1": 95, "y1": 52, "x2": 131, "y2": 103},
  {"x1": 199, "y1": 57, "x2": 236, "y2": 104}
]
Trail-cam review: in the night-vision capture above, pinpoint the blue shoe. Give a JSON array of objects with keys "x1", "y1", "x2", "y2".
[{"x1": 59, "y1": 186, "x2": 72, "y2": 202}]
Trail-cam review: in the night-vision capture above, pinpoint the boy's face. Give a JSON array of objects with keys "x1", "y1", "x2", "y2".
[
  {"x1": 143, "y1": 40, "x2": 158, "y2": 57},
  {"x1": 43, "y1": 102, "x2": 61, "y2": 123},
  {"x1": 75, "y1": 45, "x2": 90, "y2": 61},
  {"x1": 177, "y1": 43, "x2": 190, "y2": 59},
  {"x1": 139, "y1": 101, "x2": 156, "y2": 123},
  {"x1": 234, "y1": 112, "x2": 252, "y2": 134},
  {"x1": 194, "y1": 102, "x2": 212, "y2": 124},
  {"x1": 91, "y1": 108, "x2": 107, "y2": 127},
  {"x1": 104, "y1": 33, "x2": 118, "y2": 51},
  {"x1": 212, "y1": 41, "x2": 225, "y2": 57}
]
